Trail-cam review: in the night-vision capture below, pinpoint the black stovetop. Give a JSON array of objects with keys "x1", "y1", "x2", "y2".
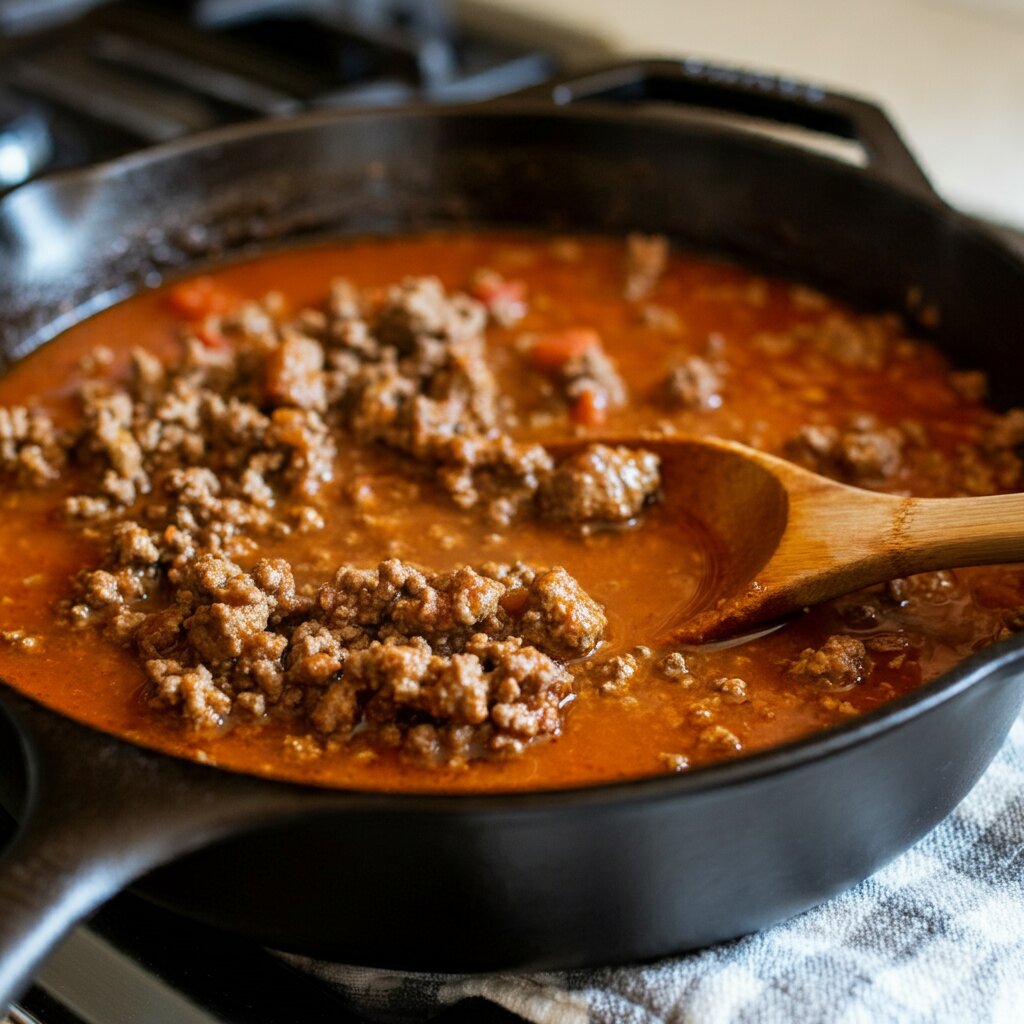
[{"x1": 0, "y1": 0, "x2": 607, "y2": 188}]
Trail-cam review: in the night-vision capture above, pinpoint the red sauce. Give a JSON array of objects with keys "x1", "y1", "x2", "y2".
[{"x1": 0, "y1": 232, "x2": 1021, "y2": 792}]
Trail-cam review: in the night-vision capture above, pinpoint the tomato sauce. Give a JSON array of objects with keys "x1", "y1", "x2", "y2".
[{"x1": 0, "y1": 232, "x2": 1021, "y2": 792}]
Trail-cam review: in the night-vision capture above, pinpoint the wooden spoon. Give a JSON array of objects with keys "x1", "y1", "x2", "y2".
[{"x1": 559, "y1": 435, "x2": 1024, "y2": 644}]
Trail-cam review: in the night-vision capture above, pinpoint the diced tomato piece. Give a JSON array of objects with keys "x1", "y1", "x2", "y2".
[
  {"x1": 528, "y1": 328, "x2": 600, "y2": 371},
  {"x1": 167, "y1": 277, "x2": 241, "y2": 321},
  {"x1": 471, "y1": 272, "x2": 527, "y2": 307},
  {"x1": 195, "y1": 322, "x2": 228, "y2": 349},
  {"x1": 571, "y1": 388, "x2": 608, "y2": 427}
]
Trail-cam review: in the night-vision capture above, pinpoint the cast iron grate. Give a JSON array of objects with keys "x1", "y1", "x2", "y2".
[{"x1": 0, "y1": 0, "x2": 582, "y2": 186}]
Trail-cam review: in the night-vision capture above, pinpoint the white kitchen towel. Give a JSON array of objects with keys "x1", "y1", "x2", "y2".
[{"x1": 281, "y1": 709, "x2": 1024, "y2": 1024}]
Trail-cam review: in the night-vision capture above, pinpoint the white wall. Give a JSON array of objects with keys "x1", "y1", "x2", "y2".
[{"x1": 485, "y1": 0, "x2": 1024, "y2": 227}]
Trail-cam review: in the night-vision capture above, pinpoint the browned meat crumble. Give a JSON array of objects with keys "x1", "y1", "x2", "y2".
[
  {"x1": 128, "y1": 555, "x2": 596, "y2": 762},
  {"x1": 784, "y1": 416, "x2": 905, "y2": 486},
  {"x1": 5, "y1": 272, "x2": 665, "y2": 765},
  {"x1": 538, "y1": 445, "x2": 661, "y2": 524},
  {"x1": 0, "y1": 405, "x2": 64, "y2": 484},
  {"x1": 624, "y1": 233, "x2": 669, "y2": 300},
  {"x1": 786, "y1": 636, "x2": 870, "y2": 691},
  {"x1": 666, "y1": 356, "x2": 724, "y2": 410}
]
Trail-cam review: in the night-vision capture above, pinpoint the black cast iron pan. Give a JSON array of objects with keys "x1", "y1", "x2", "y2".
[{"x1": 2, "y1": 59, "x2": 1024, "y2": 1011}]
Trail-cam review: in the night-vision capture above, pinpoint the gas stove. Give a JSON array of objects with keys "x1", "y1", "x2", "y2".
[{"x1": 0, "y1": 0, "x2": 607, "y2": 188}]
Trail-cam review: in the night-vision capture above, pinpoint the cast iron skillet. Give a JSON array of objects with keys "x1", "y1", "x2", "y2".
[{"x1": 2, "y1": 59, "x2": 1024, "y2": 1010}]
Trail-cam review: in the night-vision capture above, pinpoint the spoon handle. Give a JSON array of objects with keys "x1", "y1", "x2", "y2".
[
  {"x1": 676, "y1": 485, "x2": 1024, "y2": 644},
  {"x1": 894, "y1": 492, "x2": 1024, "y2": 574}
]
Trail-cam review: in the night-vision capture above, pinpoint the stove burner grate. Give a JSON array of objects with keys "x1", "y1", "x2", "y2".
[{"x1": 0, "y1": 0, "x2": 588, "y2": 187}]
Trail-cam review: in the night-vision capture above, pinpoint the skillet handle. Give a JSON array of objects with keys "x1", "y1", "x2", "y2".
[
  {"x1": 0, "y1": 688, "x2": 298, "y2": 1011},
  {"x1": 512, "y1": 58, "x2": 937, "y2": 203}
]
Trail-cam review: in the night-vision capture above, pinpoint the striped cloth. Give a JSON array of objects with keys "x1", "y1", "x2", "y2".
[{"x1": 283, "y1": 708, "x2": 1024, "y2": 1024}]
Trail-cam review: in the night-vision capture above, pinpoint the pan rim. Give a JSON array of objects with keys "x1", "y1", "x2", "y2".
[{"x1": 2, "y1": 100, "x2": 1023, "y2": 813}]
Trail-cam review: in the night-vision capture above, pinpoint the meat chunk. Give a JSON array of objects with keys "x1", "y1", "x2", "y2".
[
  {"x1": 437, "y1": 434, "x2": 554, "y2": 526},
  {"x1": 288, "y1": 621, "x2": 345, "y2": 685},
  {"x1": 983, "y1": 408, "x2": 1024, "y2": 453},
  {"x1": 786, "y1": 635, "x2": 870, "y2": 691},
  {"x1": 318, "y1": 559, "x2": 507, "y2": 652},
  {"x1": 784, "y1": 417, "x2": 904, "y2": 485},
  {"x1": 374, "y1": 276, "x2": 486, "y2": 352},
  {"x1": 266, "y1": 408, "x2": 335, "y2": 498},
  {"x1": 0, "y1": 405, "x2": 63, "y2": 484},
  {"x1": 250, "y1": 558, "x2": 311, "y2": 619},
  {"x1": 538, "y1": 445, "x2": 661, "y2": 524},
  {"x1": 517, "y1": 566, "x2": 607, "y2": 660},
  {"x1": 316, "y1": 633, "x2": 572, "y2": 762},
  {"x1": 145, "y1": 659, "x2": 231, "y2": 729},
  {"x1": 624, "y1": 233, "x2": 669, "y2": 300},
  {"x1": 806, "y1": 313, "x2": 889, "y2": 370},
  {"x1": 111, "y1": 522, "x2": 161, "y2": 567},
  {"x1": 317, "y1": 558, "x2": 607, "y2": 662},
  {"x1": 185, "y1": 587, "x2": 271, "y2": 662},
  {"x1": 665, "y1": 356, "x2": 723, "y2": 410},
  {"x1": 264, "y1": 333, "x2": 327, "y2": 411}
]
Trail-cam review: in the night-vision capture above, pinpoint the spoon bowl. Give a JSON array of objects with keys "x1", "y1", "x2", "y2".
[{"x1": 557, "y1": 435, "x2": 1024, "y2": 643}]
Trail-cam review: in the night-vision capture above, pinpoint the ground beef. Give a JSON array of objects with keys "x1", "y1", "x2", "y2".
[
  {"x1": 318, "y1": 560, "x2": 508, "y2": 653},
  {"x1": 699, "y1": 724, "x2": 743, "y2": 752},
  {"x1": 514, "y1": 566, "x2": 607, "y2": 661},
  {"x1": 0, "y1": 405, "x2": 63, "y2": 484},
  {"x1": 665, "y1": 356, "x2": 723, "y2": 410},
  {"x1": 266, "y1": 408, "x2": 336, "y2": 498},
  {"x1": 0, "y1": 628, "x2": 42, "y2": 653},
  {"x1": 784, "y1": 416, "x2": 904, "y2": 485},
  {"x1": 374, "y1": 276, "x2": 486, "y2": 353},
  {"x1": 437, "y1": 434, "x2": 554, "y2": 526},
  {"x1": 317, "y1": 559, "x2": 605, "y2": 661},
  {"x1": 314, "y1": 633, "x2": 571, "y2": 761},
  {"x1": 590, "y1": 651, "x2": 640, "y2": 694},
  {"x1": 804, "y1": 313, "x2": 890, "y2": 370},
  {"x1": 658, "y1": 651, "x2": 692, "y2": 680},
  {"x1": 111, "y1": 522, "x2": 161, "y2": 567},
  {"x1": 983, "y1": 408, "x2": 1024, "y2": 453},
  {"x1": 713, "y1": 677, "x2": 749, "y2": 704},
  {"x1": 325, "y1": 276, "x2": 507, "y2": 507},
  {"x1": 146, "y1": 660, "x2": 231, "y2": 729},
  {"x1": 102, "y1": 551, "x2": 606, "y2": 764},
  {"x1": 184, "y1": 560, "x2": 274, "y2": 663},
  {"x1": 624, "y1": 233, "x2": 669, "y2": 300},
  {"x1": 48, "y1": 279, "x2": 502, "y2": 523},
  {"x1": 538, "y1": 445, "x2": 660, "y2": 524},
  {"x1": 3, "y1": 274, "x2": 644, "y2": 767},
  {"x1": 264, "y1": 332, "x2": 327, "y2": 411},
  {"x1": 786, "y1": 635, "x2": 870, "y2": 691}
]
